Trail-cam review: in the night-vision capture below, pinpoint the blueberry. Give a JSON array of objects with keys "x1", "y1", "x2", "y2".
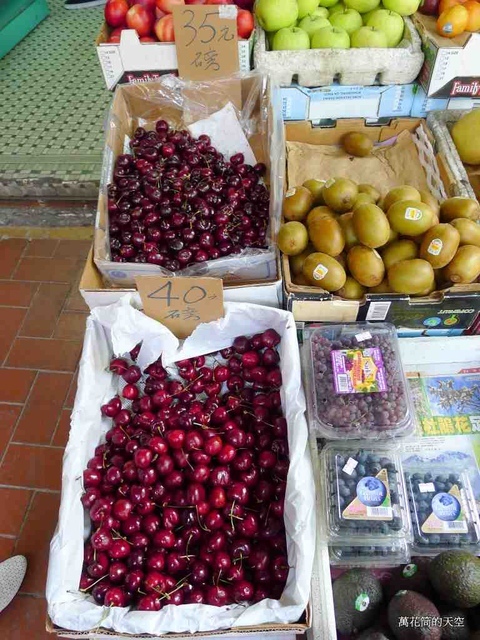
[
  {"x1": 424, "y1": 472, "x2": 433, "y2": 483},
  {"x1": 413, "y1": 473, "x2": 423, "y2": 481},
  {"x1": 369, "y1": 463, "x2": 382, "y2": 474},
  {"x1": 380, "y1": 457, "x2": 391, "y2": 467},
  {"x1": 445, "y1": 482, "x2": 453, "y2": 491},
  {"x1": 435, "y1": 482, "x2": 446, "y2": 492},
  {"x1": 430, "y1": 534, "x2": 441, "y2": 545},
  {"x1": 339, "y1": 497, "x2": 345, "y2": 508},
  {"x1": 368, "y1": 455, "x2": 380, "y2": 464},
  {"x1": 435, "y1": 475, "x2": 447, "y2": 484},
  {"x1": 449, "y1": 473, "x2": 460, "y2": 483},
  {"x1": 356, "y1": 464, "x2": 366, "y2": 477},
  {"x1": 340, "y1": 486, "x2": 350, "y2": 498},
  {"x1": 447, "y1": 534, "x2": 460, "y2": 545}
]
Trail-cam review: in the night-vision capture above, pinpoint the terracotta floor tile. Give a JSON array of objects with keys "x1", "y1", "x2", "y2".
[
  {"x1": 0, "y1": 404, "x2": 22, "y2": 455},
  {"x1": 0, "y1": 307, "x2": 26, "y2": 363},
  {"x1": 13, "y1": 256, "x2": 80, "y2": 283},
  {"x1": 0, "y1": 239, "x2": 26, "y2": 278},
  {"x1": 0, "y1": 368, "x2": 36, "y2": 403},
  {"x1": 64, "y1": 370, "x2": 79, "y2": 408},
  {"x1": 0, "y1": 594, "x2": 51, "y2": 639},
  {"x1": 0, "y1": 488, "x2": 32, "y2": 536},
  {"x1": 64, "y1": 287, "x2": 89, "y2": 312},
  {"x1": 0, "y1": 444, "x2": 63, "y2": 490},
  {"x1": 20, "y1": 283, "x2": 70, "y2": 338},
  {"x1": 0, "y1": 281, "x2": 38, "y2": 307},
  {"x1": 0, "y1": 536, "x2": 15, "y2": 562},
  {"x1": 51, "y1": 409, "x2": 71, "y2": 447},
  {"x1": 15, "y1": 492, "x2": 60, "y2": 595},
  {"x1": 54, "y1": 239, "x2": 91, "y2": 259},
  {"x1": 14, "y1": 373, "x2": 72, "y2": 445},
  {"x1": 53, "y1": 311, "x2": 87, "y2": 340},
  {"x1": 6, "y1": 338, "x2": 82, "y2": 372},
  {"x1": 24, "y1": 239, "x2": 59, "y2": 257}
]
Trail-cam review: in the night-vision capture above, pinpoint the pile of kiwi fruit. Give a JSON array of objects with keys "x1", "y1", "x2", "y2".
[{"x1": 278, "y1": 178, "x2": 480, "y2": 300}]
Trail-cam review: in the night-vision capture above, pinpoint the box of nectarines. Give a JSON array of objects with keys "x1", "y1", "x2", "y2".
[
  {"x1": 413, "y1": 12, "x2": 480, "y2": 98},
  {"x1": 279, "y1": 117, "x2": 480, "y2": 331}
]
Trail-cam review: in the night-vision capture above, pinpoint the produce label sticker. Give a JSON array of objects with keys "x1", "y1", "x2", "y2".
[
  {"x1": 136, "y1": 275, "x2": 224, "y2": 340},
  {"x1": 402, "y1": 563, "x2": 418, "y2": 578},
  {"x1": 342, "y1": 457, "x2": 358, "y2": 475},
  {"x1": 419, "y1": 482, "x2": 436, "y2": 493},
  {"x1": 427, "y1": 239, "x2": 443, "y2": 256},
  {"x1": 355, "y1": 331, "x2": 372, "y2": 343},
  {"x1": 421, "y1": 485, "x2": 468, "y2": 534},
  {"x1": 405, "y1": 207, "x2": 423, "y2": 221},
  {"x1": 312, "y1": 264, "x2": 328, "y2": 281},
  {"x1": 355, "y1": 593, "x2": 370, "y2": 612},
  {"x1": 343, "y1": 468, "x2": 393, "y2": 521},
  {"x1": 331, "y1": 348, "x2": 387, "y2": 394}
]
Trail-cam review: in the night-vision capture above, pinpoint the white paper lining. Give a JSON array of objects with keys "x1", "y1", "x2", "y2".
[{"x1": 46, "y1": 296, "x2": 315, "y2": 635}]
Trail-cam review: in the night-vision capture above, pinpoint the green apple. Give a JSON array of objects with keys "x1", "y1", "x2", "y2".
[
  {"x1": 255, "y1": 0, "x2": 298, "y2": 32},
  {"x1": 329, "y1": 1, "x2": 347, "y2": 14},
  {"x1": 344, "y1": 0, "x2": 380, "y2": 13},
  {"x1": 350, "y1": 25, "x2": 388, "y2": 46},
  {"x1": 311, "y1": 25, "x2": 351, "y2": 47},
  {"x1": 318, "y1": 0, "x2": 340, "y2": 9},
  {"x1": 272, "y1": 26, "x2": 311, "y2": 49},
  {"x1": 298, "y1": 14, "x2": 331, "y2": 38},
  {"x1": 366, "y1": 9, "x2": 404, "y2": 46},
  {"x1": 311, "y1": 6, "x2": 330, "y2": 17},
  {"x1": 297, "y1": 0, "x2": 320, "y2": 19},
  {"x1": 329, "y1": 8, "x2": 362, "y2": 34},
  {"x1": 382, "y1": 0, "x2": 420, "y2": 16},
  {"x1": 362, "y1": 8, "x2": 376, "y2": 23}
]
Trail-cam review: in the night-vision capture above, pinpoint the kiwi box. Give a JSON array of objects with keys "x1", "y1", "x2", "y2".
[{"x1": 281, "y1": 118, "x2": 480, "y2": 332}]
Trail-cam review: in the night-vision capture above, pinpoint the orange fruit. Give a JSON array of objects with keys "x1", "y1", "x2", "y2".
[
  {"x1": 436, "y1": 4, "x2": 468, "y2": 36},
  {"x1": 438, "y1": 0, "x2": 465, "y2": 14},
  {"x1": 464, "y1": 0, "x2": 480, "y2": 30}
]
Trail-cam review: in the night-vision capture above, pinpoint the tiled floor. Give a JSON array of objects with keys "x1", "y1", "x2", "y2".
[{"x1": 0, "y1": 238, "x2": 90, "y2": 638}]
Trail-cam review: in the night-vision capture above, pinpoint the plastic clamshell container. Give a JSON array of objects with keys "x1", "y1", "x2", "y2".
[
  {"x1": 404, "y1": 465, "x2": 480, "y2": 555},
  {"x1": 329, "y1": 537, "x2": 410, "y2": 568},
  {"x1": 321, "y1": 442, "x2": 411, "y2": 543},
  {"x1": 306, "y1": 323, "x2": 415, "y2": 440}
]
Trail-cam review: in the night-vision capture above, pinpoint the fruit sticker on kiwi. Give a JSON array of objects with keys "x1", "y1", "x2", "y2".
[
  {"x1": 313, "y1": 264, "x2": 328, "y2": 281},
  {"x1": 404, "y1": 207, "x2": 423, "y2": 221},
  {"x1": 343, "y1": 468, "x2": 393, "y2": 521},
  {"x1": 355, "y1": 593, "x2": 370, "y2": 612},
  {"x1": 331, "y1": 348, "x2": 387, "y2": 394},
  {"x1": 421, "y1": 485, "x2": 468, "y2": 534},
  {"x1": 427, "y1": 239, "x2": 443, "y2": 256}
]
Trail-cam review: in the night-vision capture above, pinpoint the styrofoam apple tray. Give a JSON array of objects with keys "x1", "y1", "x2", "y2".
[
  {"x1": 253, "y1": 19, "x2": 423, "y2": 87},
  {"x1": 427, "y1": 110, "x2": 478, "y2": 201}
]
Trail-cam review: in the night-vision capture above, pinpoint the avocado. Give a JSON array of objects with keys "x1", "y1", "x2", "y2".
[
  {"x1": 439, "y1": 608, "x2": 470, "y2": 639},
  {"x1": 333, "y1": 568, "x2": 383, "y2": 635},
  {"x1": 388, "y1": 590, "x2": 441, "y2": 639},
  {"x1": 385, "y1": 558, "x2": 433, "y2": 601},
  {"x1": 429, "y1": 550, "x2": 480, "y2": 608}
]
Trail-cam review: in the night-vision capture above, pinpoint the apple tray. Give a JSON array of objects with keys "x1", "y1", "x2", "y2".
[
  {"x1": 427, "y1": 110, "x2": 479, "y2": 202},
  {"x1": 253, "y1": 18, "x2": 424, "y2": 87}
]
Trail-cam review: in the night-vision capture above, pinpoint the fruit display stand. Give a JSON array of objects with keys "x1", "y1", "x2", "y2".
[
  {"x1": 253, "y1": 19, "x2": 423, "y2": 87},
  {"x1": 427, "y1": 109, "x2": 480, "y2": 201},
  {"x1": 96, "y1": 24, "x2": 254, "y2": 91},
  {"x1": 413, "y1": 13, "x2": 480, "y2": 98},
  {"x1": 281, "y1": 117, "x2": 480, "y2": 331}
]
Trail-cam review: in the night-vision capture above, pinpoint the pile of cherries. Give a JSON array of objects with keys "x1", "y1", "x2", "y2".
[
  {"x1": 108, "y1": 120, "x2": 270, "y2": 270},
  {"x1": 80, "y1": 329, "x2": 290, "y2": 611}
]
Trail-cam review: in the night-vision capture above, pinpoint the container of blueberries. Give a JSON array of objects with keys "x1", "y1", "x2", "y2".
[
  {"x1": 321, "y1": 442, "x2": 411, "y2": 544},
  {"x1": 329, "y1": 538, "x2": 410, "y2": 567},
  {"x1": 305, "y1": 323, "x2": 415, "y2": 439},
  {"x1": 404, "y1": 464, "x2": 480, "y2": 555}
]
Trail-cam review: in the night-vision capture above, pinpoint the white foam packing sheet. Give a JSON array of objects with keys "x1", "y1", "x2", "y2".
[{"x1": 46, "y1": 295, "x2": 315, "y2": 635}]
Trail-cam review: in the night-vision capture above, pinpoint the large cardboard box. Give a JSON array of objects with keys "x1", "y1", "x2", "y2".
[
  {"x1": 410, "y1": 85, "x2": 480, "y2": 118},
  {"x1": 414, "y1": 13, "x2": 480, "y2": 98},
  {"x1": 96, "y1": 25, "x2": 253, "y2": 91},
  {"x1": 281, "y1": 118, "x2": 480, "y2": 331}
]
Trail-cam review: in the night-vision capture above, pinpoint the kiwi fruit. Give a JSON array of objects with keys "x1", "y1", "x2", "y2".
[
  {"x1": 420, "y1": 223, "x2": 460, "y2": 269},
  {"x1": 388, "y1": 259, "x2": 435, "y2": 295},
  {"x1": 440, "y1": 197, "x2": 480, "y2": 222},
  {"x1": 381, "y1": 239, "x2": 418, "y2": 270},
  {"x1": 338, "y1": 212, "x2": 360, "y2": 250},
  {"x1": 352, "y1": 203, "x2": 390, "y2": 248},
  {"x1": 342, "y1": 132, "x2": 373, "y2": 157},
  {"x1": 308, "y1": 216, "x2": 345, "y2": 257},
  {"x1": 354, "y1": 192, "x2": 376, "y2": 208},
  {"x1": 383, "y1": 185, "x2": 421, "y2": 211},
  {"x1": 358, "y1": 184, "x2": 380, "y2": 203},
  {"x1": 387, "y1": 200, "x2": 435, "y2": 236},
  {"x1": 277, "y1": 221, "x2": 309, "y2": 256},
  {"x1": 302, "y1": 179, "x2": 325, "y2": 205},
  {"x1": 289, "y1": 245, "x2": 313, "y2": 275},
  {"x1": 307, "y1": 206, "x2": 337, "y2": 225},
  {"x1": 283, "y1": 186, "x2": 314, "y2": 221},
  {"x1": 386, "y1": 227, "x2": 399, "y2": 245},
  {"x1": 335, "y1": 276, "x2": 366, "y2": 300},
  {"x1": 369, "y1": 278, "x2": 392, "y2": 293},
  {"x1": 292, "y1": 273, "x2": 309, "y2": 286},
  {"x1": 443, "y1": 245, "x2": 480, "y2": 283},
  {"x1": 347, "y1": 246, "x2": 385, "y2": 287},
  {"x1": 335, "y1": 253, "x2": 347, "y2": 270},
  {"x1": 420, "y1": 190, "x2": 440, "y2": 217},
  {"x1": 451, "y1": 219, "x2": 480, "y2": 247},
  {"x1": 302, "y1": 252, "x2": 347, "y2": 291},
  {"x1": 322, "y1": 178, "x2": 358, "y2": 213}
]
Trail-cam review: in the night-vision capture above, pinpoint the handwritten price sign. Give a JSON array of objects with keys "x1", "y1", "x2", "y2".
[
  {"x1": 136, "y1": 276, "x2": 224, "y2": 339},
  {"x1": 172, "y1": 5, "x2": 239, "y2": 82}
]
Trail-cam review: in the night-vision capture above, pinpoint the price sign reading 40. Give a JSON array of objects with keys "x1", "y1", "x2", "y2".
[
  {"x1": 172, "y1": 5, "x2": 239, "y2": 81},
  {"x1": 136, "y1": 275, "x2": 224, "y2": 339}
]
